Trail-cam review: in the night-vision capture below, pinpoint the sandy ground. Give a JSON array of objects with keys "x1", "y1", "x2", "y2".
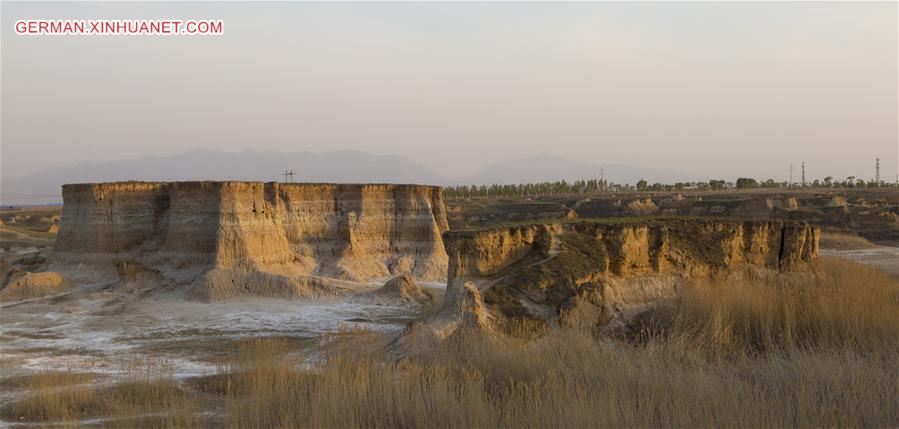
[
  {"x1": 821, "y1": 245, "x2": 899, "y2": 276},
  {"x1": 0, "y1": 282, "x2": 443, "y2": 413}
]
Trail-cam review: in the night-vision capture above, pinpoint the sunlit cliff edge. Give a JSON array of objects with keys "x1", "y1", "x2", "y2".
[
  {"x1": 50, "y1": 181, "x2": 449, "y2": 300},
  {"x1": 427, "y1": 218, "x2": 819, "y2": 337}
]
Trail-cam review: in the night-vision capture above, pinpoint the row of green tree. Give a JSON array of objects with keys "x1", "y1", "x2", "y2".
[
  {"x1": 444, "y1": 179, "x2": 611, "y2": 199},
  {"x1": 731, "y1": 176, "x2": 892, "y2": 190},
  {"x1": 443, "y1": 176, "x2": 895, "y2": 199}
]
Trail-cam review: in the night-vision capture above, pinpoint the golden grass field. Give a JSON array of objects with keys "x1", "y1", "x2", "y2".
[
  {"x1": 819, "y1": 230, "x2": 877, "y2": 250},
  {"x1": 2, "y1": 257, "x2": 898, "y2": 428}
]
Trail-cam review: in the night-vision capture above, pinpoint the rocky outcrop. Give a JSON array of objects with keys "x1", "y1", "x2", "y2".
[
  {"x1": 428, "y1": 218, "x2": 819, "y2": 337},
  {"x1": 430, "y1": 281, "x2": 493, "y2": 338},
  {"x1": 372, "y1": 272, "x2": 434, "y2": 306},
  {"x1": 115, "y1": 260, "x2": 165, "y2": 292},
  {"x1": 0, "y1": 271, "x2": 71, "y2": 301},
  {"x1": 625, "y1": 197, "x2": 659, "y2": 216},
  {"x1": 51, "y1": 182, "x2": 450, "y2": 300}
]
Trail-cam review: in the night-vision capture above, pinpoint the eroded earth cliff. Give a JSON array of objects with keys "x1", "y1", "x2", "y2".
[
  {"x1": 51, "y1": 182, "x2": 449, "y2": 300},
  {"x1": 428, "y1": 218, "x2": 819, "y2": 337},
  {"x1": 447, "y1": 190, "x2": 898, "y2": 243}
]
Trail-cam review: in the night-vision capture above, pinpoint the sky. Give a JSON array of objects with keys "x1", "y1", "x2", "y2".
[{"x1": 1, "y1": 1, "x2": 897, "y2": 183}]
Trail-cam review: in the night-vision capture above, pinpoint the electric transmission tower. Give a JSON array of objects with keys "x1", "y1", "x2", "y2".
[
  {"x1": 801, "y1": 161, "x2": 806, "y2": 187},
  {"x1": 875, "y1": 158, "x2": 880, "y2": 184}
]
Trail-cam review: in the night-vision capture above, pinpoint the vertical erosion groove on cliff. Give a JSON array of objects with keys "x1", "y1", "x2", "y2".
[
  {"x1": 428, "y1": 218, "x2": 819, "y2": 337},
  {"x1": 51, "y1": 182, "x2": 450, "y2": 300}
]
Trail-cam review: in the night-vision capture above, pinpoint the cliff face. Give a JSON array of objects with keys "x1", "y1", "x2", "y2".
[
  {"x1": 52, "y1": 182, "x2": 449, "y2": 300},
  {"x1": 430, "y1": 218, "x2": 819, "y2": 336}
]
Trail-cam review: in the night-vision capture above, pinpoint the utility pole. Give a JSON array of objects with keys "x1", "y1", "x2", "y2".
[
  {"x1": 789, "y1": 164, "x2": 793, "y2": 187},
  {"x1": 282, "y1": 169, "x2": 294, "y2": 183},
  {"x1": 801, "y1": 161, "x2": 806, "y2": 187},
  {"x1": 875, "y1": 158, "x2": 881, "y2": 184}
]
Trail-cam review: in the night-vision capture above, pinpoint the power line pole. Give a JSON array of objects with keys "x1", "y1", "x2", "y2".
[
  {"x1": 789, "y1": 164, "x2": 793, "y2": 187},
  {"x1": 801, "y1": 161, "x2": 806, "y2": 187},
  {"x1": 282, "y1": 169, "x2": 294, "y2": 183}
]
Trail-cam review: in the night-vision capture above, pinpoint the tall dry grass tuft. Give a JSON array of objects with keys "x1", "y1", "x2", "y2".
[
  {"x1": 663, "y1": 257, "x2": 899, "y2": 354},
  {"x1": 2, "y1": 359, "x2": 204, "y2": 428}
]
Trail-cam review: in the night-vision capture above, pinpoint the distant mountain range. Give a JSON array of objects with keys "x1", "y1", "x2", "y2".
[
  {"x1": 0, "y1": 149, "x2": 695, "y2": 205},
  {"x1": 462, "y1": 153, "x2": 695, "y2": 187}
]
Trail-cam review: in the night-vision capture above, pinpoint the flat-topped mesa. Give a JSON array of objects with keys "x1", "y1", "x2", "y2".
[
  {"x1": 52, "y1": 181, "x2": 449, "y2": 300},
  {"x1": 429, "y1": 218, "x2": 818, "y2": 337}
]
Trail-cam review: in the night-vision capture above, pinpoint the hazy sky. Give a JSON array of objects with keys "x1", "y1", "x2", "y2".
[{"x1": 2, "y1": 1, "x2": 897, "y2": 182}]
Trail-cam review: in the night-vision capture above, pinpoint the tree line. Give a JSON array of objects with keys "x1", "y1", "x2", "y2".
[
  {"x1": 444, "y1": 179, "x2": 611, "y2": 199},
  {"x1": 443, "y1": 176, "x2": 896, "y2": 199}
]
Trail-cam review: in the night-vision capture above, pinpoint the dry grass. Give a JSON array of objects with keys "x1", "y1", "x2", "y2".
[
  {"x1": 4, "y1": 258, "x2": 898, "y2": 428},
  {"x1": 204, "y1": 326, "x2": 898, "y2": 427},
  {"x1": 0, "y1": 371, "x2": 95, "y2": 390},
  {"x1": 819, "y1": 230, "x2": 877, "y2": 249},
  {"x1": 1, "y1": 360, "x2": 205, "y2": 428},
  {"x1": 643, "y1": 257, "x2": 899, "y2": 355}
]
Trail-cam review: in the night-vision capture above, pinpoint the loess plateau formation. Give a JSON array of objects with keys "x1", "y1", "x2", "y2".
[{"x1": 49, "y1": 182, "x2": 449, "y2": 300}]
